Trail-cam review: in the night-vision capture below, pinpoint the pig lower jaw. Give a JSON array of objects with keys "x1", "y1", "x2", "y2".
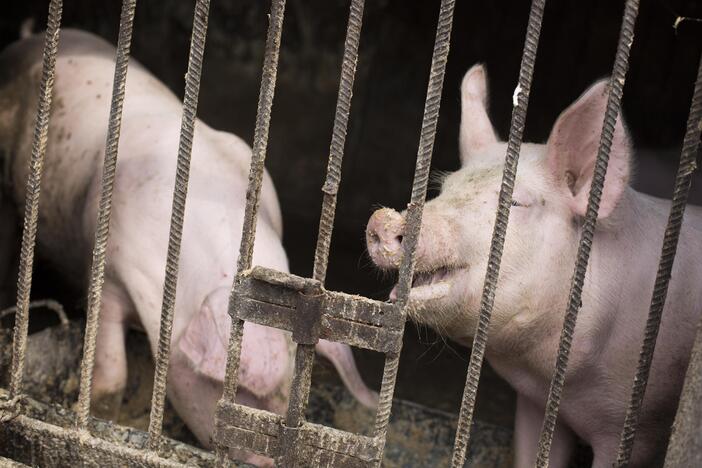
[{"x1": 388, "y1": 266, "x2": 467, "y2": 303}]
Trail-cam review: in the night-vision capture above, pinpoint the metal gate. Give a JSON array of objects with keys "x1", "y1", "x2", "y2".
[{"x1": 1, "y1": 0, "x2": 701, "y2": 466}]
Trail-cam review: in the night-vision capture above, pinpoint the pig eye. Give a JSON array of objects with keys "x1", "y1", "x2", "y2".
[{"x1": 511, "y1": 199, "x2": 528, "y2": 208}]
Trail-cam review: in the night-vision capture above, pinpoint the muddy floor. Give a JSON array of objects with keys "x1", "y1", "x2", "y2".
[{"x1": 0, "y1": 316, "x2": 516, "y2": 467}]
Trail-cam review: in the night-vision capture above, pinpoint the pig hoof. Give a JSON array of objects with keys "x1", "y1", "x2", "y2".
[{"x1": 90, "y1": 390, "x2": 124, "y2": 422}]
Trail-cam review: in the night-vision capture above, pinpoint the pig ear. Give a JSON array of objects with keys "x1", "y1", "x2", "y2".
[
  {"x1": 545, "y1": 80, "x2": 631, "y2": 218},
  {"x1": 459, "y1": 64, "x2": 498, "y2": 165},
  {"x1": 178, "y1": 287, "x2": 230, "y2": 382},
  {"x1": 178, "y1": 287, "x2": 291, "y2": 397}
]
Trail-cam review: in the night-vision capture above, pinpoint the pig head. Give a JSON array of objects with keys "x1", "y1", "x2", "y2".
[{"x1": 367, "y1": 64, "x2": 702, "y2": 467}]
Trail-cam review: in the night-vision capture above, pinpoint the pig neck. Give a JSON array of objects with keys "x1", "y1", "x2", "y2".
[{"x1": 485, "y1": 188, "x2": 663, "y2": 402}]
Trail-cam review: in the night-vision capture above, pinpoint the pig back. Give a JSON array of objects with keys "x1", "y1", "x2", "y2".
[{"x1": 0, "y1": 29, "x2": 187, "y2": 280}]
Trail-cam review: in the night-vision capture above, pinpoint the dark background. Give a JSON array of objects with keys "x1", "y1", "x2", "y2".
[{"x1": 1, "y1": 0, "x2": 701, "y2": 428}]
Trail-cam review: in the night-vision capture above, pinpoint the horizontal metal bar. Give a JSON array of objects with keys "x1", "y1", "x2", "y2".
[
  {"x1": 2, "y1": 416, "x2": 189, "y2": 468},
  {"x1": 214, "y1": 400, "x2": 382, "y2": 464},
  {"x1": 231, "y1": 267, "x2": 403, "y2": 353},
  {"x1": 0, "y1": 389, "x2": 214, "y2": 466}
]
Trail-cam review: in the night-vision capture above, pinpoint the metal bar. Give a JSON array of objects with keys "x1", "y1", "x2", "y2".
[
  {"x1": 147, "y1": 0, "x2": 211, "y2": 450},
  {"x1": 615, "y1": 49, "x2": 702, "y2": 467},
  {"x1": 234, "y1": 0, "x2": 287, "y2": 275},
  {"x1": 449, "y1": 1, "x2": 546, "y2": 466},
  {"x1": 535, "y1": 1, "x2": 641, "y2": 465},
  {"x1": 373, "y1": 0, "x2": 457, "y2": 463},
  {"x1": 7, "y1": 0, "x2": 63, "y2": 399},
  {"x1": 280, "y1": 3, "x2": 366, "y2": 460},
  {"x1": 214, "y1": 401, "x2": 383, "y2": 463},
  {"x1": 2, "y1": 387, "x2": 215, "y2": 465},
  {"x1": 216, "y1": 0, "x2": 287, "y2": 463},
  {"x1": 664, "y1": 316, "x2": 702, "y2": 467},
  {"x1": 75, "y1": 0, "x2": 137, "y2": 430},
  {"x1": 313, "y1": 0, "x2": 365, "y2": 284},
  {"x1": 231, "y1": 267, "x2": 401, "y2": 351},
  {"x1": 3, "y1": 415, "x2": 188, "y2": 467}
]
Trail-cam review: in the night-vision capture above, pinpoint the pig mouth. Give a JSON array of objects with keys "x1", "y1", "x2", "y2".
[{"x1": 389, "y1": 265, "x2": 466, "y2": 303}]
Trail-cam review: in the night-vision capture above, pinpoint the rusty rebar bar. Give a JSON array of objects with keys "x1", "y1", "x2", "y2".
[
  {"x1": 146, "y1": 0, "x2": 211, "y2": 450},
  {"x1": 277, "y1": 1, "x2": 366, "y2": 463},
  {"x1": 449, "y1": 1, "x2": 546, "y2": 466},
  {"x1": 614, "y1": 48, "x2": 702, "y2": 467},
  {"x1": 373, "y1": 0, "x2": 456, "y2": 463},
  {"x1": 7, "y1": 0, "x2": 63, "y2": 400},
  {"x1": 312, "y1": 0, "x2": 365, "y2": 285},
  {"x1": 535, "y1": 1, "x2": 640, "y2": 465},
  {"x1": 216, "y1": 0, "x2": 287, "y2": 463},
  {"x1": 75, "y1": 0, "x2": 137, "y2": 430},
  {"x1": 220, "y1": 0, "x2": 286, "y2": 401}
]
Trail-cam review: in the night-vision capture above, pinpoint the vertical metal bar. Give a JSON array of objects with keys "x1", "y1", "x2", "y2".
[
  {"x1": 7, "y1": 0, "x2": 63, "y2": 399},
  {"x1": 615, "y1": 50, "x2": 702, "y2": 467},
  {"x1": 146, "y1": 0, "x2": 211, "y2": 450},
  {"x1": 535, "y1": 1, "x2": 640, "y2": 465},
  {"x1": 284, "y1": 345, "x2": 316, "y2": 427},
  {"x1": 220, "y1": 0, "x2": 286, "y2": 402},
  {"x1": 279, "y1": 1, "x2": 366, "y2": 463},
  {"x1": 216, "y1": 0, "x2": 287, "y2": 463},
  {"x1": 234, "y1": 0, "x2": 287, "y2": 276},
  {"x1": 373, "y1": 0, "x2": 456, "y2": 464},
  {"x1": 73, "y1": 0, "x2": 137, "y2": 430},
  {"x1": 664, "y1": 316, "x2": 702, "y2": 468},
  {"x1": 313, "y1": 0, "x2": 365, "y2": 286},
  {"x1": 449, "y1": 1, "x2": 546, "y2": 466}
]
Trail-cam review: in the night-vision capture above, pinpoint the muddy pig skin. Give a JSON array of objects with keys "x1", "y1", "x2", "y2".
[
  {"x1": 0, "y1": 29, "x2": 377, "y2": 465},
  {"x1": 366, "y1": 65, "x2": 702, "y2": 467}
]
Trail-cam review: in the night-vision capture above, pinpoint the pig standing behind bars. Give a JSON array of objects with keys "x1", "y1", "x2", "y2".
[
  {"x1": 366, "y1": 65, "x2": 702, "y2": 467},
  {"x1": 0, "y1": 28, "x2": 378, "y2": 462}
]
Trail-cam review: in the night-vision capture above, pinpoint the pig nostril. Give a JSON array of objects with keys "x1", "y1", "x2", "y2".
[
  {"x1": 396, "y1": 235, "x2": 403, "y2": 246},
  {"x1": 370, "y1": 232, "x2": 380, "y2": 245}
]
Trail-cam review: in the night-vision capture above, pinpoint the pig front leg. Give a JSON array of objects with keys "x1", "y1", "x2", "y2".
[
  {"x1": 513, "y1": 394, "x2": 575, "y2": 468},
  {"x1": 90, "y1": 284, "x2": 130, "y2": 421}
]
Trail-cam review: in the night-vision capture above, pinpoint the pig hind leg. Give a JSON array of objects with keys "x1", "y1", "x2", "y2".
[{"x1": 90, "y1": 283, "x2": 131, "y2": 421}]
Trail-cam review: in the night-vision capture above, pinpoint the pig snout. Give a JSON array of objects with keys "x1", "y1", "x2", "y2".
[{"x1": 366, "y1": 208, "x2": 405, "y2": 269}]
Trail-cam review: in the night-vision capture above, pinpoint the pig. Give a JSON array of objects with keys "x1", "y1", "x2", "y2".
[
  {"x1": 366, "y1": 64, "x2": 702, "y2": 467},
  {"x1": 0, "y1": 28, "x2": 377, "y2": 465}
]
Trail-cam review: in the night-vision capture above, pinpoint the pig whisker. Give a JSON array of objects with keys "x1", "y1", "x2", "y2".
[
  {"x1": 416, "y1": 339, "x2": 441, "y2": 362},
  {"x1": 429, "y1": 169, "x2": 451, "y2": 191},
  {"x1": 369, "y1": 203, "x2": 389, "y2": 213},
  {"x1": 436, "y1": 337, "x2": 466, "y2": 363}
]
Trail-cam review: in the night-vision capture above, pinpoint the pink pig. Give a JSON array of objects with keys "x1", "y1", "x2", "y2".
[
  {"x1": 367, "y1": 64, "x2": 702, "y2": 467},
  {"x1": 0, "y1": 29, "x2": 377, "y2": 465}
]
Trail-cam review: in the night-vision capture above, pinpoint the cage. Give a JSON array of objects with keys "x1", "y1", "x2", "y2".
[{"x1": 1, "y1": 0, "x2": 701, "y2": 466}]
